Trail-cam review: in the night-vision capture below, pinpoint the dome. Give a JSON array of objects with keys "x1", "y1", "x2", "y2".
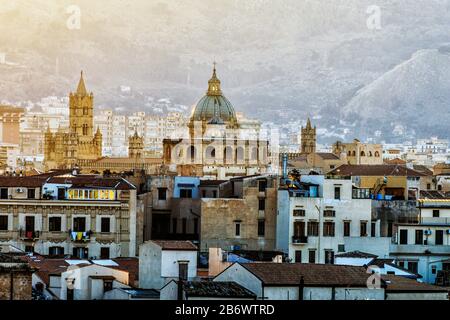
[{"x1": 191, "y1": 65, "x2": 237, "y2": 123}]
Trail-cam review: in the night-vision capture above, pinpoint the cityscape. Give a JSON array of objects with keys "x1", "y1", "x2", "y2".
[{"x1": 1, "y1": 0, "x2": 450, "y2": 308}]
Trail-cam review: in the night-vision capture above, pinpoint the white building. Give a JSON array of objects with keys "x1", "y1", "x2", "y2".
[
  {"x1": 214, "y1": 262, "x2": 385, "y2": 300},
  {"x1": 276, "y1": 175, "x2": 379, "y2": 264},
  {"x1": 138, "y1": 240, "x2": 198, "y2": 290}
]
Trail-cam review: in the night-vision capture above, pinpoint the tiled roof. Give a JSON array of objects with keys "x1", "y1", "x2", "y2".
[
  {"x1": 0, "y1": 176, "x2": 47, "y2": 188},
  {"x1": 316, "y1": 153, "x2": 340, "y2": 160},
  {"x1": 47, "y1": 175, "x2": 135, "y2": 190},
  {"x1": 180, "y1": 281, "x2": 256, "y2": 298},
  {"x1": 231, "y1": 250, "x2": 285, "y2": 262},
  {"x1": 111, "y1": 257, "x2": 139, "y2": 286},
  {"x1": 382, "y1": 275, "x2": 449, "y2": 293},
  {"x1": 335, "y1": 251, "x2": 378, "y2": 259},
  {"x1": 419, "y1": 190, "x2": 450, "y2": 200},
  {"x1": 328, "y1": 164, "x2": 426, "y2": 177},
  {"x1": 24, "y1": 256, "x2": 70, "y2": 285},
  {"x1": 122, "y1": 288, "x2": 160, "y2": 299},
  {"x1": 239, "y1": 263, "x2": 378, "y2": 287},
  {"x1": 152, "y1": 240, "x2": 198, "y2": 251},
  {"x1": 412, "y1": 165, "x2": 433, "y2": 176},
  {"x1": 368, "y1": 258, "x2": 395, "y2": 268}
]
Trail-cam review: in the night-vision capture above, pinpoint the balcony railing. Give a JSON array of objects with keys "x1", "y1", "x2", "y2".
[
  {"x1": 19, "y1": 230, "x2": 40, "y2": 240},
  {"x1": 292, "y1": 235, "x2": 308, "y2": 244}
]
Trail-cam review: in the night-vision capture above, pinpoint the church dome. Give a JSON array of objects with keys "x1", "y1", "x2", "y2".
[{"x1": 191, "y1": 65, "x2": 237, "y2": 123}]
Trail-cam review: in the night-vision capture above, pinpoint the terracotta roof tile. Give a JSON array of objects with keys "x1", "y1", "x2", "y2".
[
  {"x1": 328, "y1": 164, "x2": 426, "y2": 177},
  {"x1": 152, "y1": 240, "x2": 198, "y2": 251},
  {"x1": 382, "y1": 275, "x2": 449, "y2": 293}
]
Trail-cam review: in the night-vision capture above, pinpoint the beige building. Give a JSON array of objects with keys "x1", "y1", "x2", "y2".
[
  {"x1": 332, "y1": 139, "x2": 383, "y2": 165},
  {"x1": 200, "y1": 174, "x2": 278, "y2": 252},
  {"x1": 0, "y1": 172, "x2": 139, "y2": 258}
]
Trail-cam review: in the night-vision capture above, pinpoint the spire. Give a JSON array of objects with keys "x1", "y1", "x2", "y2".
[
  {"x1": 76, "y1": 70, "x2": 87, "y2": 96},
  {"x1": 207, "y1": 62, "x2": 222, "y2": 96},
  {"x1": 306, "y1": 118, "x2": 312, "y2": 129}
]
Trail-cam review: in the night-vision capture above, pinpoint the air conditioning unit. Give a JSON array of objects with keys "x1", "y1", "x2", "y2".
[
  {"x1": 16, "y1": 188, "x2": 24, "y2": 193},
  {"x1": 446, "y1": 230, "x2": 450, "y2": 235},
  {"x1": 424, "y1": 230, "x2": 432, "y2": 236}
]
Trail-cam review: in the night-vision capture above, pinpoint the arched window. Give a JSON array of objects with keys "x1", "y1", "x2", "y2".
[
  {"x1": 347, "y1": 151, "x2": 351, "y2": 156},
  {"x1": 236, "y1": 147, "x2": 244, "y2": 162},
  {"x1": 352, "y1": 151, "x2": 356, "y2": 157},
  {"x1": 224, "y1": 146, "x2": 233, "y2": 163},
  {"x1": 82, "y1": 124, "x2": 88, "y2": 135},
  {"x1": 368, "y1": 151, "x2": 373, "y2": 157},
  {"x1": 205, "y1": 146, "x2": 216, "y2": 162},
  {"x1": 360, "y1": 151, "x2": 365, "y2": 157},
  {"x1": 374, "y1": 151, "x2": 380, "y2": 157}
]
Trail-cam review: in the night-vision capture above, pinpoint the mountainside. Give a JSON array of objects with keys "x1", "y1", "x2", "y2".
[{"x1": 1, "y1": 0, "x2": 450, "y2": 141}]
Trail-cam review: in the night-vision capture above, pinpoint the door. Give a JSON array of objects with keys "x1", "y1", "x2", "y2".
[
  {"x1": 436, "y1": 230, "x2": 444, "y2": 245},
  {"x1": 295, "y1": 250, "x2": 302, "y2": 263},
  {"x1": 57, "y1": 188, "x2": 66, "y2": 200}
]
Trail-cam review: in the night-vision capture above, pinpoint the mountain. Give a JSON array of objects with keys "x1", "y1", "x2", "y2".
[{"x1": 1, "y1": 0, "x2": 450, "y2": 141}]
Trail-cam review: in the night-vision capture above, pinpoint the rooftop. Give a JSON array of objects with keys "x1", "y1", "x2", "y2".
[
  {"x1": 177, "y1": 281, "x2": 256, "y2": 299},
  {"x1": 151, "y1": 240, "x2": 198, "y2": 251},
  {"x1": 335, "y1": 251, "x2": 378, "y2": 259},
  {"x1": 382, "y1": 274, "x2": 449, "y2": 293},
  {"x1": 238, "y1": 263, "x2": 381, "y2": 287},
  {"x1": 328, "y1": 164, "x2": 426, "y2": 177}
]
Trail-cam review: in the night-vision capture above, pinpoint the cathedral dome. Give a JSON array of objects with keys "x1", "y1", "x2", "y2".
[{"x1": 191, "y1": 65, "x2": 237, "y2": 123}]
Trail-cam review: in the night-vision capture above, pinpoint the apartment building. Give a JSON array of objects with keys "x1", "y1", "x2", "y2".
[
  {"x1": 0, "y1": 172, "x2": 138, "y2": 258},
  {"x1": 276, "y1": 175, "x2": 378, "y2": 264}
]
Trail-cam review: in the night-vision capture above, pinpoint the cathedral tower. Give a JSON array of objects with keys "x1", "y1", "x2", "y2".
[
  {"x1": 69, "y1": 71, "x2": 94, "y2": 142},
  {"x1": 301, "y1": 118, "x2": 316, "y2": 154}
]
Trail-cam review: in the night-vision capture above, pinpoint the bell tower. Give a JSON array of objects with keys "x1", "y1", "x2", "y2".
[
  {"x1": 301, "y1": 118, "x2": 316, "y2": 154},
  {"x1": 69, "y1": 71, "x2": 94, "y2": 142}
]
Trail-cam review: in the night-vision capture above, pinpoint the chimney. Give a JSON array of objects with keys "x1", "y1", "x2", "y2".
[
  {"x1": 177, "y1": 260, "x2": 189, "y2": 301},
  {"x1": 298, "y1": 276, "x2": 304, "y2": 301}
]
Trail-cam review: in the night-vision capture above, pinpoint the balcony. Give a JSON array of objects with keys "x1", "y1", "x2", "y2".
[
  {"x1": 19, "y1": 230, "x2": 40, "y2": 240},
  {"x1": 292, "y1": 235, "x2": 308, "y2": 244},
  {"x1": 69, "y1": 230, "x2": 92, "y2": 242}
]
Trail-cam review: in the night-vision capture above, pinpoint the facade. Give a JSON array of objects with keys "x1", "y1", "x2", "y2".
[
  {"x1": 200, "y1": 174, "x2": 278, "y2": 252},
  {"x1": 44, "y1": 72, "x2": 103, "y2": 170},
  {"x1": 332, "y1": 139, "x2": 383, "y2": 165},
  {"x1": 0, "y1": 105, "x2": 24, "y2": 145},
  {"x1": 276, "y1": 175, "x2": 378, "y2": 264},
  {"x1": 0, "y1": 252, "x2": 34, "y2": 300},
  {"x1": 0, "y1": 172, "x2": 138, "y2": 258},
  {"x1": 139, "y1": 240, "x2": 198, "y2": 290},
  {"x1": 163, "y1": 66, "x2": 269, "y2": 179}
]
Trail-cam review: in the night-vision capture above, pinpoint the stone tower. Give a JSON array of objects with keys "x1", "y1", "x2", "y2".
[
  {"x1": 300, "y1": 118, "x2": 316, "y2": 154},
  {"x1": 70, "y1": 72, "x2": 94, "y2": 144},
  {"x1": 128, "y1": 130, "x2": 144, "y2": 159}
]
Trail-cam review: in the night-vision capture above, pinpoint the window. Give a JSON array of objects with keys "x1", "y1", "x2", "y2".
[
  {"x1": 73, "y1": 217, "x2": 86, "y2": 232},
  {"x1": 334, "y1": 187, "x2": 341, "y2": 200},
  {"x1": 103, "y1": 280, "x2": 113, "y2": 293},
  {"x1": 180, "y1": 189, "x2": 192, "y2": 198},
  {"x1": 343, "y1": 221, "x2": 351, "y2": 237},
  {"x1": 407, "y1": 261, "x2": 418, "y2": 274},
  {"x1": 436, "y1": 230, "x2": 444, "y2": 245},
  {"x1": 212, "y1": 190, "x2": 217, "y2": 198},
  {"x1": 49, "y1": 247, "x2": 64, "y2": 256},
  {"x1": 293, "y1": 209, "x2": 305, "y2": 217},
  {"x1": 182, "y1": 218, "x2": 187, "y2": 234},
  {"x1": 398, "y1": 261, "x2": 405, "y2": 268},
  {"x1": 427, "y1": 183, "x2": 431, "y2": 190},
  {"x1": 295, "y1": 250, "x2": 302, "y2": 263},
  {"x1": 201, "y1": 190, "x2": 206, "y2": 198},
  {"x1": 235, "y1": 222, "x2": 241, "y2": 237},
  {"x1": 431, "y1": 265, "x2": 437, "y2": 275},
  {"x1": 73, "y1": 247, "x2": 88, "y2": 259},
  {"x1": 324, "y1": 250, "x2": 334, "y2": 264},
  {"x1": 323, "y1": 210, "x2": 335, "y2": 217},
  {"x1": 258, "y1": 219, "x2": 265, "y2": 237},
  {"x1": 0, "y1": 188, "x2": 8, "y2": 199},
  {"x1": 307, "y1": 221, "x2": 319, "y2": 236},
  {"x1": 371, "y1": 221, "x2": 376, "y2": 237},
  {"x1": 415, "y1": 230, "x2": 423, "y2": 245},
  {"x1": 308, "y1": 250, "x2": 316, "y2": 263},
  {"x1": 433, "y1": 210, "x2": 440, "y2": 218},
  {"x1": 323, "y1": 222, "x2": 335, "y2": 237},
  {"x1": 388, "y1": 221, "x2": 393, "y2": 237},
  {"x1": 360, "y1": 221, "x2": 368, "y2": 237},
  {"x1": 294, "y1": 221, "x2": 306, "y2": 238},
  {"x1": 101, "y1": 217, "x2": 111, "y2": 233},
  {"x1": 27, "y1": 188, "x2": 36, "y2": 199},
  {"x1": 399, "y1": 229, "x2": 408, "y2": 245},
  {"x1": 172, "y1": 218, "x2": 177, "y2": 234},
  {"x1": 49, "y1": 217, "x2": 61, "y2": 232},
  {"x1": 338, "y1": 244, "x2": 345, "y2": 253},
  {"x1": 0, "y1": 216, "x2": 8, "y2": 231},
  {"x1": 25, "y1": 246, "x2": 34, "y2": 253},
  {"x1": 100, "y1": 247, "x2": 110, "y2": 259},
  {"x1": 258, "y1": 199, "x2": 265, "y2": 211},
  {"x1": 158, "y1": 188, "x2": 167, "y2": 200},
  {"x1": 25, "y1": 216, "x2": 35, "y2": 232}
]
